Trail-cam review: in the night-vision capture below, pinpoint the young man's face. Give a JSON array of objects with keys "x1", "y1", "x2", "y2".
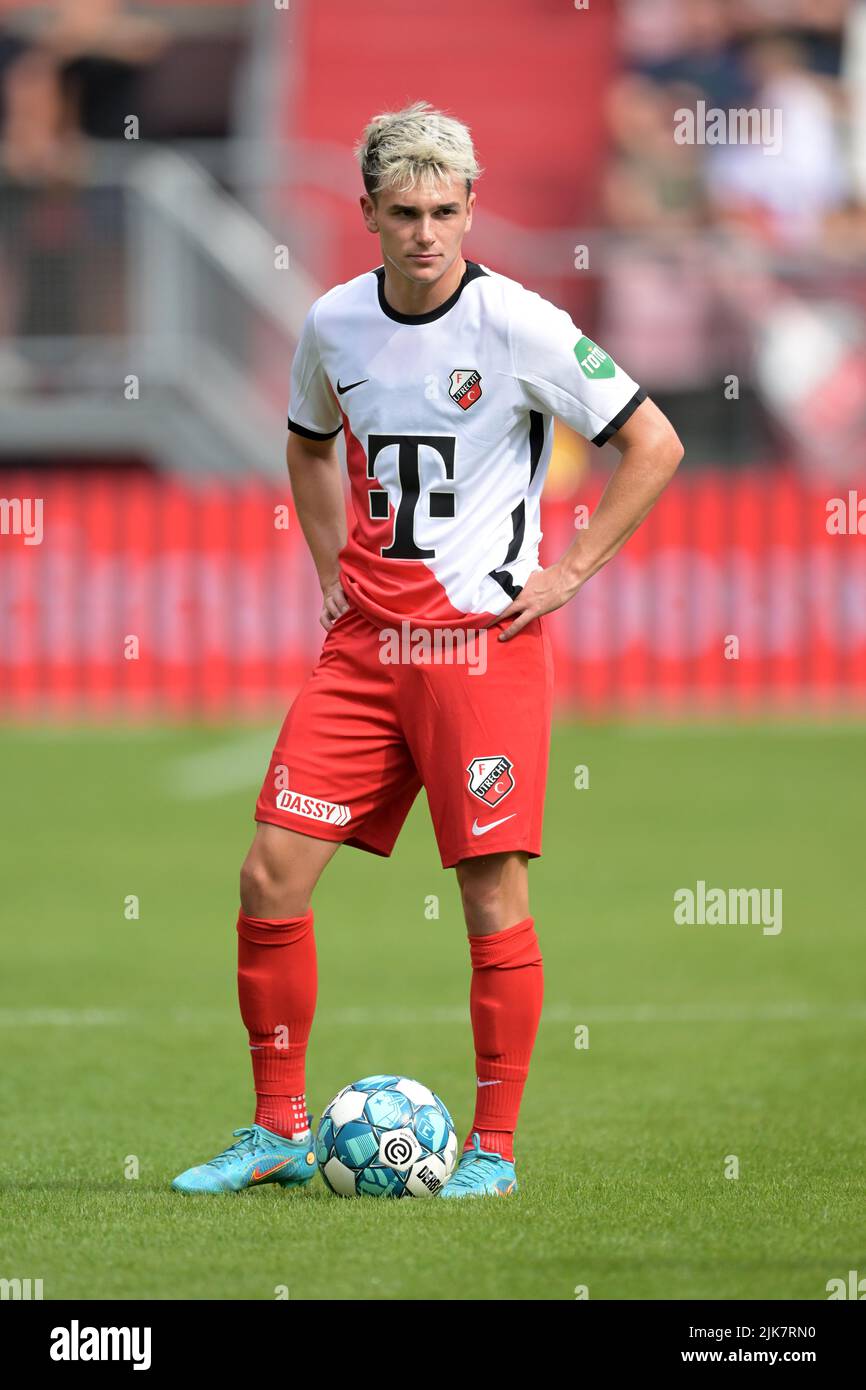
[{"x1": 361, "y1": 177, "x2": 475, "y2": 286}]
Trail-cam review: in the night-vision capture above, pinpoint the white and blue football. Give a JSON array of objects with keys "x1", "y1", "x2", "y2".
[{"x1": 315, "y1": 1074, "x2": 458, "y2": 1198}]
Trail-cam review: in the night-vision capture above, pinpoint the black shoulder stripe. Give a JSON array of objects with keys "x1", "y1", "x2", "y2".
[{"x1": 591, "y1": 387, "x2": 647, "y2": 447}]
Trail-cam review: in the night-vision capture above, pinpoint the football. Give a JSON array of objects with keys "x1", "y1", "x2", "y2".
[{"x1": 315, "y1": 1074, "x2": 458, "y2": 1197}]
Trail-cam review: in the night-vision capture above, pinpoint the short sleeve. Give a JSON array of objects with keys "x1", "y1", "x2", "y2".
[
  {"x1": 510, "y1": 291, "x2": 645, "y2": 446},
  {"x1": 287, "y1": 304, "x2": 343, "y2": 440}
]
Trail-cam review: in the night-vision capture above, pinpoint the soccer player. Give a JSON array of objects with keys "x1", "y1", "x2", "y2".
[{"x1": 172, "y1": 101, "x2": 682, "y2": 1197}]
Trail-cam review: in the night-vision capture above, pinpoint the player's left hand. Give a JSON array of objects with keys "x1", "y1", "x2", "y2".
[
  {"x1": 496, "y1": 564, "x2": 581, "y2": 642},
  {"x1": 320, "y1": 579, "x2": 351, "y2": 632}
]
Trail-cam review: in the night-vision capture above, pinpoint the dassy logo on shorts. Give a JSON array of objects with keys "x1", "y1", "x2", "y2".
[
  {"x1": 275, "y1": 790, "x2": 351, "y2": 826},
  {"x1": 466, "y1": 756, "x2": 515, "y2": 807},
  {"x1": 449, "y1": 368, "x2": 482, "y2": 410},
  {"x1": 574, "y1": 336, "x2": 616, "y2": 380}
]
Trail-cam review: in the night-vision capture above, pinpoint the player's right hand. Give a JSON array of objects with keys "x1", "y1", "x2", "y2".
[{"x1": 320, "y1": 579, "x2": 351, "y2": 632}]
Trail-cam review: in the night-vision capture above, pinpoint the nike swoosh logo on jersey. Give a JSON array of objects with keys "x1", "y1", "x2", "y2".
[
  {"x1": 336, "y1": 377, "x2": 369, "y2": 395},
  {"x1": 471, "y1": 814, "x2": 516, "y2": 837}
]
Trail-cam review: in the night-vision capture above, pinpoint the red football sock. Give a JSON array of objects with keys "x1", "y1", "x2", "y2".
[
  {"x1": 236, "y1": 909, "x2": 317, "y2": 1139},
  {"x1": 464, "y1": 916, "x2": 544, "y2": 1164}
]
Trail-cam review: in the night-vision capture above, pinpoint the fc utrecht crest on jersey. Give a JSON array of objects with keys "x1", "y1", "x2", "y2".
[
  {"x1": 449, "y1": 368, "x2": 482, "y2": 410},
  {"x1": 467, "y1": 755, "x2": 515, "y2": 807}
]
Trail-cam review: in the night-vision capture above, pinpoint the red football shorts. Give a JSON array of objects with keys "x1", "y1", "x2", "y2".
[{"x1": 255, "y1": 605, "x2": 554, "y2": 869}]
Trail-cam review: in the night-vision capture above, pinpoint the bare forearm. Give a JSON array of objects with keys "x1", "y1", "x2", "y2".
[
  {"x1": 287, "y1": 449, "x2": 347, "y2": 589},
  {"x1": 495, "y1": 396, "x2": 683, "y2": 641},
  {"x1": 560, "y1": 441, "x2": 681, "y2": 588}
]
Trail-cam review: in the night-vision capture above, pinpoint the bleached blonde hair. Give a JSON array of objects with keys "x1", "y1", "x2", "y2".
[{"x1": 354, "y1": 100, "x2": 483, "y2": 199}]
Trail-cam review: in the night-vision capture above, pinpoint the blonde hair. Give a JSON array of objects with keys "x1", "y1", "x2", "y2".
[{"x1": 355, "y1": 100, "x2": 483, "y2": 198}]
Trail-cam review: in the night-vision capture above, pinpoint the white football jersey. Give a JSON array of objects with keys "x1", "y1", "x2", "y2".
[{"x1": 288, "y1": 258, "x2": 645, "y2": 628}]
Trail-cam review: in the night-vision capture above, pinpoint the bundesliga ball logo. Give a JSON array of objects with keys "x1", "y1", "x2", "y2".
[{"x1": 315, "y1": 1074, "x2": 458, "y2": 1198}]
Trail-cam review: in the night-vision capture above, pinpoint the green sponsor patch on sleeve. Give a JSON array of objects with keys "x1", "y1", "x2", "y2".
[{"x1": 574, "y1": 335, "x2": 616, "y2": 380}]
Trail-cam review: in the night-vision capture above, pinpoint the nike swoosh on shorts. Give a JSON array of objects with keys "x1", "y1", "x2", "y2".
[{"x1": 471, "y1": 814, "x2": 516, "y2": 837}]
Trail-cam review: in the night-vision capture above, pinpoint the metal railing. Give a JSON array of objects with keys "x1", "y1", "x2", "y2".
[
  {"x1": 2, "y1": 138, "x2": 865, "y2": 476},
  {"x1": 0, "y1": 142, "x2": 321, "y2": 478}
]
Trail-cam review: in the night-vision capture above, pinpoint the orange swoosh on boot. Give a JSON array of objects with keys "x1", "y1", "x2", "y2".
[{"x1": 251, "y1": 1158, "x2": 293, "y2": 1182}]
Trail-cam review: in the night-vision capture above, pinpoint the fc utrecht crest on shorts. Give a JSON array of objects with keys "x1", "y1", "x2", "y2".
[{"x1": 288, "y1": 258, "x2": 645, "y2": 630}]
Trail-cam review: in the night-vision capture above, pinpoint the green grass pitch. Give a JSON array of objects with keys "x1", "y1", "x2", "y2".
[{"x1": 1, "y1": 722, "x2": 864, "y2": 1301}]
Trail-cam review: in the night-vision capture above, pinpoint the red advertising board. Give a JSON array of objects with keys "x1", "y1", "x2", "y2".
[{"x1": 1, "y1": 470, "x2": 864, "y2": 719}]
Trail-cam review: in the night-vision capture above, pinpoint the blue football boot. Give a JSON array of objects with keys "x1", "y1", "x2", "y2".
[
  {"x1": 171, "y1": 1119, "x2": 317, "y2": 1194},
  {"x1": 439, "y1": 1131, "x2": 519, "y2": 1198}
]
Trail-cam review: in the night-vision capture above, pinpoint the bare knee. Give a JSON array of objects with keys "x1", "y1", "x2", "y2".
[
  {"x1": 239, "y1": 847, "x2": 290, "y2": 917},
  {"x1": 239, "y1": 825, "x2": 336, "y2": 918},
  {"x1": 456, "y1": 853, "x2": 529, "y2": 935},
  {"x1": 459, "y1": 877, "x2": 506, "y2": 934}
]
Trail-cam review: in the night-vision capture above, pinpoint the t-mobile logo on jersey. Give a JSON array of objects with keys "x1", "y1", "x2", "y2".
[
  {"x1": 378, "y1": 622, "x2": 488, "y2": 675},
  {"x1": 367, "y1": 434, "x2": 456, "y2": 561}
]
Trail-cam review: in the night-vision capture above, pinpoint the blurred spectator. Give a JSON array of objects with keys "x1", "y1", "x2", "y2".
[
  {"x1": 0, "y1": 0, "x2": 241, "y2": 356},
  {"x1": 731, "y1": 0, "x2": 849, "y2": 75},
  {"x1": 43, "y1": 0, "x2": 168, "y2": 140},
  {"x1": 706, "y1": 35, "x2": 848, "y2": 248},
  {"x1": 603, "y1": 74, "x2": 706, "y2": 233},
  {"x1": 603, "y1": 0, "x2": 866, "y2": 468},
  {"x1": 0, "y1": 1, "x2": 167, "y2": 358},
  {"x1": 0, "y1": 37, "x2": 85, "y2": 355},
  {"x1": 626, "y1": 0, "x2": 752, "y2": 110},
  {"x1": 0, "y1": 40, "x2": 82, "y2": 184}
]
